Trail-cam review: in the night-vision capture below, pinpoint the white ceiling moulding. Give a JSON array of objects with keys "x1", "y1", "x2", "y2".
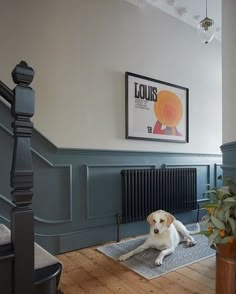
[
  {"x1": 121, "y1": 0, "x2": 221, "y2": 42},
  {"x1": 123, "y1": 0, "x2": 147, "y2": 8}
]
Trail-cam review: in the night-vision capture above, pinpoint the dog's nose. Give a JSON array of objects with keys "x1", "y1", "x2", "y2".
[{"x1": 154, "y1": 229, "x2": 159, "y2": 234}]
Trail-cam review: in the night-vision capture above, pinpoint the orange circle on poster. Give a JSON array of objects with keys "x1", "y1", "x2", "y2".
[{"x1": 154, "y1": 90, "x2": 183, "y2": 127}]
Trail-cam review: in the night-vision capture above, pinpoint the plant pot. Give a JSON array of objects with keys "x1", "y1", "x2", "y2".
[{"x1": 216, "y1": 239, "x2": 236, "y2": 294}]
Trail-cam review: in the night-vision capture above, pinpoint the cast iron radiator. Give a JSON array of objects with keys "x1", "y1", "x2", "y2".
[{"x1": 120, "y1": 167, "x2": 197, "y2": 224}]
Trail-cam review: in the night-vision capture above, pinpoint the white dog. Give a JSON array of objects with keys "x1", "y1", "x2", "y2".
[{"x1": 118, "y1": 210, "x2": 200, "y2": 266}]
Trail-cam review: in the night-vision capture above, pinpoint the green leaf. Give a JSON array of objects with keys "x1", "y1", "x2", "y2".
[
  {"x1": 206, "y1": 221, "x2": 214, "y2": 228},
  {"x1": 225, "y1": 222, "x2": 232, "y2": 234},
  {"x1": 195, "y1": 230, "x2": 211, "y2": 237},
  {"x1": 209, "y1": 194, "x2": 219, "y2": 202},
  {"x1": 214, "y1": 208, "x2": 219, "y2": 218},
  {"x1": 217, "y1": 209, "x2": 225, "y2": 221},
  {"x1": 211, "y1": 215, "x2": 225, "y2": 230},
  {"x1": 224, "y1": 177, "x2": 235, "y2": 187},
  {"x1": 202, "y1": 214, "x2": 211, "y2": 222},
  {"x1": 208, "y1": 231, "x2": 220, "y2": 247},
  {"x1": 222, "y1": 202, "x2": 236, "y2": 211},
  {"x1": 223, "y1": 198, "x2": 236, "y2": 203},
  {"x1": 217, "y1": 186, "x2": 231, "y2": 199},
  {"x1": 204, "y1": 188, "x2": 217, "y2": 194},
  {"x1": 219, "y1": 236, "x2": 233, "y2": 244},
  {"x1": 224, "y1": 209, "x2": 230, "y2": 221},
  {"x1": 214, "y1": 235, "x2": 222, "y2": 244},
  {"x1": 228, "y1": 217, "x2": 236, "y2": 234},
  {"x1": 203, "y1": 203, "x2": 220, "y2": 209}
]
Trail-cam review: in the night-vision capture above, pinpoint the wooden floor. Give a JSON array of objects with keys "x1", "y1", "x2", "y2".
[{"x1": 57, "y1": 244, "x2": 216, "y2": 294}]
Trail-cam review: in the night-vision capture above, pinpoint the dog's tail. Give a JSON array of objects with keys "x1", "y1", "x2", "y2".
[{"x1": 187, "y1": 223, "x2": 201, "y2": 234}]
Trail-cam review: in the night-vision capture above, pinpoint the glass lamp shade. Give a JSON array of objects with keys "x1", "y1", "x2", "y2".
[{"x1": 198, "y1": 16, "x2": 216, "y2": 44}]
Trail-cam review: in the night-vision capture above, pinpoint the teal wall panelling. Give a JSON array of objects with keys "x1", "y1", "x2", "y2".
[
  {"x1": 221, "y1": 142, "x2": 236, "y2": 184},
  {"x1": 0, "y1": 101, "x2": 222, "y2": 254}
]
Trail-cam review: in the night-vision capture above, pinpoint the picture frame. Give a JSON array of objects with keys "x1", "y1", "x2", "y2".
[{"x1": 125, "y1": 72, "x2": 189, "y2": 143}]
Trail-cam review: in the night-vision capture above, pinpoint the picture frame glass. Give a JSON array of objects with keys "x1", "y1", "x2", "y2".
[{"x1": 126, "y1": 72, "x2": 189, "y2": 143}]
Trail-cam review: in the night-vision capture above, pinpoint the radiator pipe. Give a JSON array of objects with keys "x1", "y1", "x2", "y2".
[{"x1": 116, "y1": 213, "x2": 121, "y2": 242}]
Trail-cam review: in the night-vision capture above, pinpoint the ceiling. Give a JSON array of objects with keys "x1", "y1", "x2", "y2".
[{"x1": 122, "y1": 0, "x2": 221, "y2": 41}]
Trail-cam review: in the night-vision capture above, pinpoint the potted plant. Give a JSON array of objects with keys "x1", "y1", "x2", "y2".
[{"x1": 200, "y1": 176, "x2": 236, "y2": 294}]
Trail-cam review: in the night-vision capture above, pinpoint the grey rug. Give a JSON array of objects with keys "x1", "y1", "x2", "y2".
[{"x1": 97, "y1": 225, "x2": 215, "y2": 280}]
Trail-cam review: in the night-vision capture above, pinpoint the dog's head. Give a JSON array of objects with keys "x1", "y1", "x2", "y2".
[{"x1": 146, "y1": 210, "x2": 175, "y2": 235}]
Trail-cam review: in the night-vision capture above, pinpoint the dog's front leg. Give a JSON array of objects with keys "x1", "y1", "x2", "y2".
[
  {"x1": 155, "y1": 247, "x2": 175, "y2": 266},
  {"x1": 118, "y1": 242, "x2": 150, "y2": 262}
]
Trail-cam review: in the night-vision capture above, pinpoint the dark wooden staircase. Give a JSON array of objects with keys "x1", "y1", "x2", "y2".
[{"x1": 0, "y1": 61, "x2": 63, "y2": 294}]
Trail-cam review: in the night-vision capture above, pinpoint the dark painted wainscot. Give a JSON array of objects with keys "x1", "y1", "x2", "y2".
[{"x1": 0, "y1": 100, "x2": 222, "y2": 254}]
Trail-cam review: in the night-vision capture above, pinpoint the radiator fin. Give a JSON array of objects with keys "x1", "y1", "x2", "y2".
[{"x1": 121, "y1": 168, "x2": 197, "y2": 224}]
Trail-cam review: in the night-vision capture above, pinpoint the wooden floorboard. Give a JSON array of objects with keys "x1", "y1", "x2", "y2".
[{"x1": 57, "y1": 244, "x2": 216, "y2": 294}]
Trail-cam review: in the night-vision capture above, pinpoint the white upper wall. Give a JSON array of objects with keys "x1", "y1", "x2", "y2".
[
  {"x1": 222, "y1": 0, "x2": 236, "y2": 144},
  {"x1": 0, "y1": 0, "x2": 222, "y2": 153}
]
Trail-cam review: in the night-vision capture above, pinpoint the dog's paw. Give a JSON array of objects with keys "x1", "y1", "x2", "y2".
[
  {"x1": 154, "y1": 257, "x2": 163, "y2": 266},
  {"x1": 187, "y1": 238, "x2": 196, "y2": 247},
  {"x1": 118, "y1": 254, "x2": 129, "y2": 262}
]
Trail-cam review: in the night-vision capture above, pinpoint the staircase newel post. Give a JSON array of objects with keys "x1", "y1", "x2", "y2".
[{"x1": 10, "y1": 61, "x2": 35, "y2": 294}]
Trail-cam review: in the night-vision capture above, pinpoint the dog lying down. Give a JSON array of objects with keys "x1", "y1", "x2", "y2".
[{"x1": 118, "y1": 210, "x2": 200, "y2": 266}]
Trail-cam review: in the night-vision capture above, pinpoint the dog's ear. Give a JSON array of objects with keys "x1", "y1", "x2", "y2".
[
  {"x1": 166, "y1": 213, "x2": 175, "y2": 227},
  {"x1": 147, "y1": 212, "x2": 154, "y2": 225}
]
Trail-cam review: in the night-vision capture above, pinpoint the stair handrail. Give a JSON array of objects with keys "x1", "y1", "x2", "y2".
[{"x1": 0, "y1": 80, "x2": 14, "y2": 104}]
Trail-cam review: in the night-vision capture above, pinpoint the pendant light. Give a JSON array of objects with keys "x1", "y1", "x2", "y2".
[{"x1": 198, "y1": 0, "x2": 216, "y2": 44}]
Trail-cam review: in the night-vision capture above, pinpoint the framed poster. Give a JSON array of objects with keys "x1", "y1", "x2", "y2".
[{"x1": 125, "y1": 72, "x2": 189, "y2": 143}]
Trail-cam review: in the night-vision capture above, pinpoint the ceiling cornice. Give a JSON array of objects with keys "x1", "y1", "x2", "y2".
[{"x1": 122, "y1": 0, "x2": 221, "y2": 42}]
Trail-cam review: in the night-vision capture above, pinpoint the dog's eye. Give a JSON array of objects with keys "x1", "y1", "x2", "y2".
[
  {"x1": 153, "y1": 219, "x2": 156, "y2": 223},
  {"x1": 160, "y1": 219, "x2": 164, "y2": 223}
]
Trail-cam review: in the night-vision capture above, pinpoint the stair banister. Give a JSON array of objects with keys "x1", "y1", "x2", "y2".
[
  {"x1": 0, "y1": 80, "x2": 14, "y2": 104},
  {"x1": 1, "y1": 61, "x2": 35, "y2": 293}
]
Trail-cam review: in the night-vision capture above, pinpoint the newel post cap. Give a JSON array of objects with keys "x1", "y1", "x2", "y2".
[{"x1": 12, "y1": 61, "x2": 35, "y2": 85}]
